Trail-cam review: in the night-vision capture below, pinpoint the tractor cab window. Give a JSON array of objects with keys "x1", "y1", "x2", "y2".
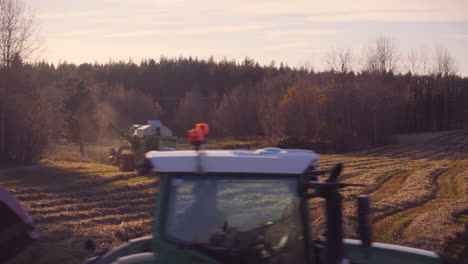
[{"x1": 165, "y1": 176, "x2": 306, "y2": 264}]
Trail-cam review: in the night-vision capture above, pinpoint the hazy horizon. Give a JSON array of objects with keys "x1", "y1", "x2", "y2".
[{"x1": 30, "y1": 0, "x2": 468, "y2": 75}]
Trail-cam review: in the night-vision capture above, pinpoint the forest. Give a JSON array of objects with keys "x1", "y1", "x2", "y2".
[{"x1": 1, "y1": 42, "x2": 467, "y2": 164}]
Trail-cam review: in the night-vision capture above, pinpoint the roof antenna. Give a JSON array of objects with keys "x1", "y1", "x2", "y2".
[{"x1": 187, "y1": 123, "x2": 209, "y2": 174}]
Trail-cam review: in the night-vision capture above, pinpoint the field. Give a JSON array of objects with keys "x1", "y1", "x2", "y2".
[
  {"x1": 312, "y1": 130, "x2": 468, "y2": 260},
  {"x1": 1, "y1": 131, "x2": 467, "y2": 263}
]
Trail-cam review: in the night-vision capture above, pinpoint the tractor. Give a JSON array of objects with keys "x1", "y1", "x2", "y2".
[{"x1": 85, "y1": 124, "x2": 459, "y2": 264}]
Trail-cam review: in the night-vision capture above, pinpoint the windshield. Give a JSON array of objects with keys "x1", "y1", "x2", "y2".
[{"x1": 165, "y1": 175, "x2": 306, "y2": 264}]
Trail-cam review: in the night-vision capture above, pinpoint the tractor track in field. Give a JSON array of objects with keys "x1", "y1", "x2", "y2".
[{"x1": 369, "y1": 168, "x2": 466, "y2": 250}]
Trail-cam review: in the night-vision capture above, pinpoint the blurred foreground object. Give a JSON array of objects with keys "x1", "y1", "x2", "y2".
[{"x1": 0, "y1": 187, "x2": 38, "y2": 263}]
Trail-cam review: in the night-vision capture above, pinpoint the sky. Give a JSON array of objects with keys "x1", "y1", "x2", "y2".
[{"x1": 29, "y1": 0, "x2": 468, "y2": 75}]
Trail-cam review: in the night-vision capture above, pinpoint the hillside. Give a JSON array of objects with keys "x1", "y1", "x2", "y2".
[{"x1": 1, "y1": 131, "x2": 467, "y2": 263}]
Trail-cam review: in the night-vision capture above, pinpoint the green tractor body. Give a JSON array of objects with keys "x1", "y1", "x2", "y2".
[{"x1": 83, "y1": 146, "x2": 457, "y2": 264}]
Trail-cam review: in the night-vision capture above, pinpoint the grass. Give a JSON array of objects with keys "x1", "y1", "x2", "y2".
[
  {"x1": 177, "y1": 136, "x2": 265, "y2": 150},
  {"x1": 108, "y1": 176, "x2": 152, "y2": 186}
]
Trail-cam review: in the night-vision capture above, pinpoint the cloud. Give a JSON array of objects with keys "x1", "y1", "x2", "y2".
[
  {"x1": 38, "y1": 12, "x2": 88, "y2": 20},
  {"x1": 305, "y1": 9, "x2": 468, "y2": 22},
  {"x1": 101, "y1": 0, "x2": 468, "y2": 22},
  {"x1": 106, "y1": 30, "x2": 161, "y2": 38},
  {"x1": 261, "y1": 28, "x2": 339, "y2": 40},
  {"x1": 180, "y1": 25, "x2": 266, "y2": 34},
  {"x1": 262, "y1": 42, "x2": 325, "y2": 54},
  {"x1": 441, "y1": 34, "x2": 468, "y2": 39},
  {"x1": 38, "y1": 10, "x2": 115, "y2": 20},
  {"x1": 101, "y1": 25, "x2": 267, "y2": 39},
  {"x1": 49, "y1": 29, "x2": 108, "y2": 37}
]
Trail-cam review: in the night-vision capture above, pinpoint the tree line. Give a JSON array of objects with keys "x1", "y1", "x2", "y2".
[
  {"x1": 1, "y1": 0, "x2": 467, "y2": 164},
  {"x1": 0, "y1": 50, "x2": 466, "y2": 164}
]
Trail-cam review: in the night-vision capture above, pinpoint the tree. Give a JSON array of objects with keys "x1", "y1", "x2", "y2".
[
  {"x1": 432, "y1": 46, "x2": 457, "y2": 77},
  {"x1": 2, "y1": 55, "x2": 47, "y2": 163},
  {"x1": 173, "y1": 90, "x2": 205, "y2": 133},
  {"x1": 215, "y1": 84, "x2": 261, "y2": 137},
  {"x1": 419, "y1": 46, "x2": 430, "y2": 75},
  {"x1": 404, "y1": 48, "x2": 419, "y2": 75},
  {"x1": 364, "y1": 36, "x2": 399, "y2": 75},
  {"x1": 63, "y1": 80, "x2": 97, "y2": 154},
  {"x1": 325, "y1": 47, "x2": 353, "y2": 74},
  {"x1": 280, "y1": 84, "x2": 328, "y2": 139},
  {"x1": 0, "y1": 0, "x2": 37, "y2": 158}
]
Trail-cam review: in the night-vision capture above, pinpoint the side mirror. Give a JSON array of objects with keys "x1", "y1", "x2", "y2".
[
  {"x1": 357, "y1": 195, "x2": 372, "y2": 247},
  {"x1": 326, "y1": 163, "x2": 343, "y2": 183}
]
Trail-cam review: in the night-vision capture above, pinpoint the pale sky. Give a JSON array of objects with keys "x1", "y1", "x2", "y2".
[{"x1": 30, "y1": 0, "x2": 468, "y2": 75}]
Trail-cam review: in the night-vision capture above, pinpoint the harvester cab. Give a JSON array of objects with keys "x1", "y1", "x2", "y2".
[{"x1": 85, "y1": 124, "x2": 454, "y2": 264}]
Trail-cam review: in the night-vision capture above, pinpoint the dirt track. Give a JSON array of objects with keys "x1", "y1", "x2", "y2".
[{"x1": 1, "y1": 131, "x2": 467, "y2": 263}]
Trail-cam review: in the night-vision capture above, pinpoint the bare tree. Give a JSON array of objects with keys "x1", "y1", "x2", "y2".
[
  {"x1": 0, "y1": 0, "x2": 37, "y2": 66},
  {"x1": 364, "y1": 36, "x2": 399, "y2": 74},
  {"x1": 299, "y1": 59, "x2": 314, "y2": 73},
  {"x1": 419, "y1": 46, "x2": 430, "y2": 75},
  {"x1": 325, "y1": 47, "x2": 353, "y2": 74},
  {"x1": 432, "y1": 46, "x2": 458, "y2": 77},
  {"x1": 404, "y1": 48, "x2": 419, "y2": 75},
  {"x1": 173, "y1": 90, "x2": 205, "y2": 133},
  {"x1": 0, "y1": 0, "x2": 37, "y2": 157}
]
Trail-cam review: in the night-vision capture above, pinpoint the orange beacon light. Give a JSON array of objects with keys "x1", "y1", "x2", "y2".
[
  {"x1": 187, "y1": 123, "x2": 209, "y2": 148},
  {"x1": 195, "y1": 123, "x2": 209, "y2": 135}
]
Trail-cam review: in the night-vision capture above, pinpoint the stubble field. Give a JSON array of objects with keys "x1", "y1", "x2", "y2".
[{"x1": 1, "y1": 131, "x2": 467, "y2": 263}]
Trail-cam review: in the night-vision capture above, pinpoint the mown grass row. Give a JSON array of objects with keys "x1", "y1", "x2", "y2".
[
  {"x1": 315, "y1": 138, "x2": 468, "y2": 260},
  {"x1": 1, "y1": 161, "x2": 158, "y2": 264}
]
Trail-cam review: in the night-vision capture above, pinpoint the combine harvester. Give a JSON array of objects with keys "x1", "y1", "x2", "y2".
[
  {"x1": 109, "y1": 120, "x2": 178, "y2": 171},
  {"x1": 84, "y1": 124, "x2": 463, "y2": 264}
]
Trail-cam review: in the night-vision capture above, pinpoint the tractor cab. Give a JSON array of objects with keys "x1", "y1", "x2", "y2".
[
  {"x1": 85, "y1": 124, "x2": 450, "y2": 264},
  {"x1": 148, "y1": 147, "x2": 318, "y2": 264}
]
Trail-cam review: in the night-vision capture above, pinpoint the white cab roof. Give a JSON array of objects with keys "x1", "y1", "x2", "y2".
[
  {"x1": 145, "y1": 147, "x2": 319, "y2": 174},
  {"x1": 147, "y1": 120, "x2": 163, "y2": 126}
]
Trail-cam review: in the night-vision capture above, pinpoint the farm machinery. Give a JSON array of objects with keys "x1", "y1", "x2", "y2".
[
  {"x1": 108, "y1": 121, "x2": 177, "y2": 170},
  {"x1": 85, "y1": 124, "x2": 460, "y2": 264}
]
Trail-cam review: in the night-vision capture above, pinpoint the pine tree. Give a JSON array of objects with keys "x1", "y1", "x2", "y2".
[{"x1": 62, "y1": 80, "x2": 97, "y2": 154}]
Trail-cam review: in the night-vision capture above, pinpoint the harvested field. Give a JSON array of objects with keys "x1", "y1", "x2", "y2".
[
  {"x1": 1, "y1": 131, "x2": 467, "y2": 263},
  {"x1": 1, "y1": 161, "x2": 157, "y2": 264},
  {"x1": 312, "y1": 130, "x2": 468, "y2": 260}
]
